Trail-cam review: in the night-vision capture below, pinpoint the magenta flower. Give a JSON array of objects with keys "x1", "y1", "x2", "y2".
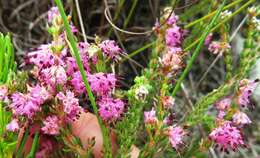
[
  {"x1": 39, "y1": 65, "x2": 67, "y2": 88},
  {"x1": 166, "y1": 14, "x2": 179, "y2": 26},
  {"x1": 237, "y1": 79, "x2": 259, "y2": 108},
  {"x1": 165, "y1": 26, "x2": 183, "y2": 48},
  {"x1": 204, "y1": 33, "x2": 213, "y2": 45},
  {"x1": 29, "y1": 85, "x2": 51, "y2": 105},
  {"x1": 6, "y1": 119, "x2": 19, "y2": 132},
  {"x1": 168, "y1": 125, "x2": 186, "y2": 150},
  {"x1": 27, "y1": 44, "x2": 55, "y2": 69},
  {"x1": 232, "y1": 111, "x2": 251, "y2": 127},
  {"x1": 209, "y1": 121, "x2": 245, "y2": 152},
  {"x1": 57, "y1": 91, "x2": 82, "y2": 121},
  {"x1": 88, "y1": 73, "x2": 117, "y2": 96},
  {"x1": 41, "y1": 115, "x2": 60, "y2": 135},
  {"x1": 144, "y1": 108, "x2": 158, "y2": 124},
  {"x1": 98, "y1": 97, "x2": 125, "y2": 121},
  {"x1": 10, "y1": 93, "x2": 40, "y2": 118},
  {"x1": 70, "y1": 71, "x2": 86, "y2": 94},
  {"x1": 99, "y1": 40, "x2": 121, "y2": 60}
]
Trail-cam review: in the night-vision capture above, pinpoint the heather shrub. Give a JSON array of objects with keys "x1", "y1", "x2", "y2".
[{"x1": 1, "y1": 0, "x2": 260, "y2": 157}]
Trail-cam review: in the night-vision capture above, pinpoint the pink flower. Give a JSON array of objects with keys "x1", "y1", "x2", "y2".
[
  {"x1": 168, "y1": 126, "x2": 186, "y2": 150},
  {"x1": 98, "y1": 97, "x2": 125, "y2": 121},
  {"x1": 208, "y1": 41, "x2": 230, "y2": 54},
  {"x1": 6, "y1": 119, "x2": 19, "y2": 132},
  {"x1": 88, "y1": 73, "x2": 117, "y2": 96},
  {"x1": 70, "y1": 71, "x2": 86, "y2": 94},
  {"x1": 209, "y1": 121, "x2": 245, "y2": 152},
  {"x1": 27, "y1": 44, "x2": 56, "y2": 69},
  {"x1": 29, "y1": 85, "x2": 51, "y2": 105},
  {"x1": 57, "y1": 91, "x2": 82, "y2": 121},
  {"x1": 232, "y1": 111, "x2": 251, "y2": 127},
  {"x1": 41, "y1": 115, "x2": 60, "y2": 135},
  {"x1": 0, "y1": 85, "x2": 8, "y2": 101},
  {"x1": 166, "y1": 14, "x2": 179, "y2": 26},
  {"x1": 165, "y1": 26, "x2": 183, "y2": 47},
  {"x1": 99, "y1": 40, "x2": 121, "y2": 60},
  {"x1": 214, "y1": 96, "x2": 232, "y2": 111},
  {"x1": 161, "y1": 52, "x2": 182, "y2": 71},
  {"x1": 47, "y1": 7, "x2": 60, "y2": 23},
  {"x1": 205, "y1": 33, "x2": 213, "y2": 45},
  {"x1": 10, "y1": 93, "x2": 40, "y2": 118},
  {"x1": 162, "y1": 96, "x2": 175, "y2": 109},
  {"x1": 39, "y1": 65, "x2": 67, "y2": 88},
  {"x1": 237, "y1": 79, "x2": 259, "y2": 108},
  {"x1": 144, "y1": 108, "x2": 158, "y2": 124}
]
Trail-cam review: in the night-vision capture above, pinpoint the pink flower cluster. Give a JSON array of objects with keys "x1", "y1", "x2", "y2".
[
  {"x1": 160, "y1": 13, "x2": 185, "y2": 74},
  {"x1": 6, "y1": 7, "x2": 125, "y2": 136},
  {"x1": 144, "y1": 108, "x2": 158, "y2": 124},
  {"x1": 168, "y1": 126, "x2": 186, "y2": 150},
  {"x1": 208, "y1": 41, "x2": 231, "y2": 55},
  {"x1": 210, "y1": 79, "x2": 258, "y2": 152},
  {"x1": 209, "y1": 121, "x2": 245, "y2": 152}
]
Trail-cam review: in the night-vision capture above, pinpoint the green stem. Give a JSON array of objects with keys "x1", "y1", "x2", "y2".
[
  {"x1": 123, "y1": 0, "x2": 138, "y2": 29},
  {"x1": 54, "y1": 0, "x2": 112, "y2": 157},
  {"x1": 171, "y1": 0, "x2": 227, "y2": 97}
]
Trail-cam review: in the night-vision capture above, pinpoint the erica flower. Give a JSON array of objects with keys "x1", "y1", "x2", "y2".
[
  {"x1": 41, "y1": 115, "x2": 60, "y2": 135},
  {"x1": 208, "y1": 41, "x2": 231, "y2": 54},
  {"x1": 161, "y1": 52, "x2": 182, "y2": 72},
  {"x1": 57, "y1": 91, "x2": 82, "y2": 121},
  {"x1": 166, "y1": 14, "x2": 179, "y2": 26},
  {"x1": 209, "y1": 121, "x2": 245, "y2": 152},
  {"x1": 237, "y1": 79, "x2": 259, "y2": 108},
  {"x1": 162, "y1": 96, "x2": 175, "y2": 109},
  {"x1": 144, "y1": 108, "x2": 158, "y2": 124},
  {"x1": 88, "y1": 73, "x2": 117, "y2": 96},
  {"x1": 47, "y1": 7, "x2": 60, "y2": 23},
  {"x1": 27, "y1": 44, "x2": 56, "y2": 69},
  {"x1": 232, "y1": 111, "x2": 251, "y2": 127},
  {"x1": 6, "y1": 119, "x2": 19, "y2": 132},
  {"x1": 39, "y1": 65, "x2": 67, "y2": 88},
  {"x1": 98, "y1": 97, "x2": 125, "y2": 121},
  {"x1": 204, "y1": 33, "x2": 213, "y2": 45},
  {"x1": 10, "y1": 93, "x2": 40, "y2": 118},
  {"x1": 29, "y1": 85, "x2": 51, "y2": 105},
  {"x1": 168, "y1": 126, "x2": 186, "y2": 150},
  {"x1": 70, "y1": 71, "x2": 86, "y2": 94},
  {"x1": 215, "y1": 96, "x2": 232, "y2": 111},
  {"x1": 99, "y1": 40, "x2": 121, "y2": 60},
  {"x1": 165, "y1": 26, "x2": 183, "y2": 48}
]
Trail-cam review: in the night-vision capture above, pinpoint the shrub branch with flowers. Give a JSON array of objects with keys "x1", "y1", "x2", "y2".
[{"x1": 0, "y1": 0, "x2": 260, "y2": 157}]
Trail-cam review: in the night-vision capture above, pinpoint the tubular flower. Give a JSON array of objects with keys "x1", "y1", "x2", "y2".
[
  {"x1": 161, "y1": 52, "x2": 182, "y2": 72},
  {"x1": 208, "y1": 41, "x2": 231, "y2": 54},
  {"x1": 10, "y1": 92, "x2": 40, "y2": 118},
  {"x1": 232, "y1": 111, "x2": 251, "y2": 127},
  {"x1": 165, "y1": 26, "x2": 184, "y2": 48},
  {"x1": 209, "y1": 121, "x2": 245, "y2": 152},
  {"x1": 237, "y1": 79, "x2": 259, "y2": 108},
  {"x1": 57, "y1": 91, "x2": 82, "y2": 121},
  {"x1": 39, "y1": 65, "x2": 67, "y2": 88},
  {"x1": 144, "y1": 108, "x2": 158, "y2": 124},
  {"x1": 47, "y1": 7, "x2": 60, "y2": 23},
  {"x1": 29, "y1": 85, "x2": 51, "y2": 105},
  {"x1": 88, "y1": 73, "x2": 117, "y2": 96},
  {"x1": 41, "y1": 115, "x2": 60, "y2": 135},
  {"x1": 99, "y1": 40, "x2": 121, "y2": 60},
  {"x1": 168, "y1": 126, "x2": 186, "y2": 150},
  {"x1": 6, "y1": 119, "x2": 19, "y2": 132},
  {"x1": 98, "y1": 97, "x2": 125, "y2": 121},
  {"x1": 162, "y1": 96, "x2": 175, "y2": 109},
  {"x1": 214, "y1": 96, "x2": 232, "y2": 111}
]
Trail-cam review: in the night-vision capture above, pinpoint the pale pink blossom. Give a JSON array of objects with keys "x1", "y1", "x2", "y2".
[
  {"x1": 168, "y1": 125, "x2": 186, "y2": 150},
  {"x1": 232, "y1": 111, "x2": 251, "y2": 127},
  {"x1": 208, "y1": 41, "x2": 231, "y2": 54},
  {"x1": 99, "y1": 40, "x2": 121, "y2": 60},
  {"x1": 6, "y1": 119, "x2": 19, "y2": 132},
  {"x1": 41, "y1": 115, "x2": 60, "y2": 135},
  {"x1": 29, "y1": 85, "x2": 51, "y2": 105},
  {"x1": 144, "y1": 108, "x2": 158, "y2": 124},
  {"x1": 162, "y1": 96, "x2": 175, "y2": 109}
]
